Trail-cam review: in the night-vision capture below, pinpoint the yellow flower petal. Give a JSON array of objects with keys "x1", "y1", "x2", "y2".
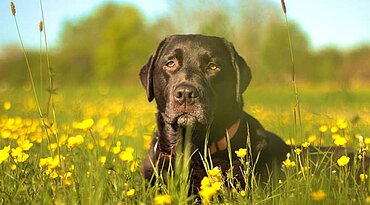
[
  {"x1": 337, "y1": 155, "x2": 350, "y2": 167},
  {"x1": 235, "y1": 148, "x2": 248, "y2": 158},
  {"x1": 311, "y1": 189, "x2": 326, "y2": 201},
  {"x1": 126, "y1": 188, "x2": 135, "y2": 197},
  {"x1": 154, "y1": 194, "x2": 172, "y2": 205},
  {"x1": 334, "y1": 136, "x2": 347, "y2": 147},
  {"x1": 294, "y1": 148, "x2": 302, "y2": 155},
  {"x1": 3, "y1": 101, "x2": 11, "y2": 110}
]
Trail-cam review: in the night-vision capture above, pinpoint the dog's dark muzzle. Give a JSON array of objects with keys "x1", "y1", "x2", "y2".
[{"x1": 170, "y1": 84, "x2": 206, "y2": 127}]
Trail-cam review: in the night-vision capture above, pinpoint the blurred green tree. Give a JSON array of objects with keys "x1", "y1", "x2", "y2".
[
  {"x1": 56, "y1": 3, "x2": 157, "y2": 84},
  {"x1": 93, "y1": 5, "x2": 156, "y2": 82},
  {"x1": 260, "y1": 18, "x2": 312, "y2": 83},
  {"x1": 313, "y1": 47, "x2": 343, "y2": 83},
  {"x1": 0, "y1": 46, "x2": 44, "y2": 85},
  {"x1": 342, "y1": 46, "x2": 370, "y2": 85}
]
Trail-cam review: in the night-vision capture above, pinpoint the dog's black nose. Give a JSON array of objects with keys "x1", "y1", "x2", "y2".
[{"x1": 174, "y1": 85, "x2": 199, "y2": 105}]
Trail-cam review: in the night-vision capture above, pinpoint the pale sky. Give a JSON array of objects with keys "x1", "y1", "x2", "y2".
[{"x1": 1, "y1": 0, "x2": 369, "y2": 50}]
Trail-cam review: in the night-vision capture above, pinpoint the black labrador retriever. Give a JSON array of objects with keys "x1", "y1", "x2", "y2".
[{"x1": 139, "y1": 34, "x2": 367, "y2": 190}]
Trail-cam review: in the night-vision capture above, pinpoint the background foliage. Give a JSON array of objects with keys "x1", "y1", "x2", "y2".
[{"x1": 0, "y1": 0, "x2": 369, "y2": 87}]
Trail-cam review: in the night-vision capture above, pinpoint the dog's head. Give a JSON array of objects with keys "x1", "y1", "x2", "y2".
[{"x1": 140, "y1": 35, "x2": 251, "y2": 130}]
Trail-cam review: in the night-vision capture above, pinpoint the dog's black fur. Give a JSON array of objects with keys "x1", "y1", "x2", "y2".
[{"x1": 139, "y1": 34, "x2": 368, "y2": 190}]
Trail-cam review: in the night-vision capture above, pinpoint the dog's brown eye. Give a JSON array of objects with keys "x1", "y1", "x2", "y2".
[
  {"x1": 207, "y1": 63, "x2": 219, "y2": 72},
  {"x1": 166, "y1": 60, "x2": 175, "y2": 67},
  {"x1": 163, "y1": 59, "x2": 178, "y2": 71}
]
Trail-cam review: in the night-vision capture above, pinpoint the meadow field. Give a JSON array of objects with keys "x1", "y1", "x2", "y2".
[
  {"x1": 0, "y1": 84, "x2": 369, "y2": 204},
  {"x1": 2, "y1": 0, "x2": 370, "y2": 204}
]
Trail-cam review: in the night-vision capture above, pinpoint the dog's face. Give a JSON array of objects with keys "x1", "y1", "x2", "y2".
[{"x1": 140, "y1": 35, "x2": 251, "y2": 131}]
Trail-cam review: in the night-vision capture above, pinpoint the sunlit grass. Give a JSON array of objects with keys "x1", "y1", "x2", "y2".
[
  {"x1": 1, "y1": 85, "x2": 369, "y2": 204},
  {"x1": 5, "y1": 0, "x2": 370, "y2": 203}
]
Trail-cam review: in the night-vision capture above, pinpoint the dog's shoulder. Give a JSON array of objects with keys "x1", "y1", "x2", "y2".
[
  {"x1": 241, "y1": 112, "x2": 268, "y2": 151},
  {"x1": 242, "y1": 112, "x2": 289, "y2": 155}
]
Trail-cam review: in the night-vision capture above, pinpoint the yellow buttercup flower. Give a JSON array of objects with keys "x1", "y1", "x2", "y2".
[
  {"x1": 199, "y1": 185, "x2": 218, "y2": 205},
  {"x1": 208, "y1": 167, "x2": 222, "y2": 177},
  {"x1": 1, "y1": 130, "x2": 11, "y2": 139},
  {"x1": 201, "y1": 176, "x2": 211, "y2": 187},
  {"x1": 282, "y1": 153, "x2": 296, "y2": 168},
  {"x1": 285, "y1": 138, "x2": 295, "y2": 145},
  {"x1": 48, "y1": 143, "x2": 58, "y2": 152},
  {"x1": 87, "y1": 143, "x2": 94, "y2": 150},
  {"x1": 69, "y1": 165, "x2": 75, "y2": 171},
  {"x1": 0, "y1": 146, "x2": 11, "y2": 164},
  {"x1": 99, "y1": 156, "x2": 107, "y2": 165},
  {"x1": 17, "y1": 138, "x2": 33, "y2": 151},
  {"x1": 364, "y1": 138, "x2": 370, "y2": 145},
  {"x1": 3, "y1": 101, "x2": 11, "y2": 110},
  {"x1": 143, "y1": 134, "x2": 152, "y2": 150},
  {"x1": 282, "y1": 158, "x2": 296, "y2": 168},
  {"x1": 119, "y1": 147, "x2": 135, "y2": 162},
  {"x1": 311, "y1": 189, "x2": 326, "y2": 201},
  {"x1": 360, "y1": 174, "x2": 368, "y2": 182},
  {"x1": 154, "y1": 194, "x2": 172, "y2": 205},
  {"x1": 235, "y1": 148, "x2": 248, "y2": 158},
  {"x1": 10, "y1": 164, "x2": 17, "y2": 170},
  {"x1": 307, "y1": 135, "x2": 317, "y2": 143},
  {"x1": 199, "y1": 167, "x2": 224, "y2": 204},
  {"x1": 302, "y1": 141, "x2": 310, "y2": 148},
  {"x1": 126, "y1": 188, "x2": 135, "y2": 197},
  {"x1": 11, "y1": 147, "x2": 29, "y2": 163},
  {"x1": 331, "y1": 126, "x2": 338, "y2": 133},
  {"x1": 111, "y1": 141, "x2": 121, "y2": 154},
  {"x1": 337, "y1": 119, "x2": 348, "y2": 129},
  {"x1": 319, "y1": 125, "x2": 328, "y2": 133},
  {"x1": 62, "y1": 172, "x2": 73, "y2": 186},
  {"x1": 129, "y1": 160, "x2": 139, "y2": 172},
  {"x1": 99, "y1": 139, "x2": 106, "y2": 147},
  {"x1": 67, "y1": 135, "x2": 84, "y2": 149},
  {"x1": 76, "y1": 119, "x2": 94, "y2": 130},
  {"x1": 294, "y1": 148, "x2": 302, "y2": 155},
  {"x1": 334, "y1": 136, "x2": 347, "y2": 147},
  {"x1": 39, "y1": 156, "x2": 61, "y2": 169},
  {"x1": 331, "y1": 134, "x2": 341, "y2": 140},
  {"x1": 46, "y1": 168, "x2": 59, "y2": 179},
  {"x1": 337, "y1": 155, "x2": 350, "y2": 167}
]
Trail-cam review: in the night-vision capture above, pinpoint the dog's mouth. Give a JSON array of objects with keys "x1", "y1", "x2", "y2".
[
  {"x1": 176, "y1": 113, "x2": 197, "y2": 127},
  {"x1": 164, "y1": 108, "x2": 208, "y2": 129}
]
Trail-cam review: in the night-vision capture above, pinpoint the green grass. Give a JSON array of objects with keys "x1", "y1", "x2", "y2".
[
  {"x1": 5, "y1": 1, "x2": 370, "y2": 203},
  {"x1": 0, "y1": 85, "x2": 369, "y2": 204}
]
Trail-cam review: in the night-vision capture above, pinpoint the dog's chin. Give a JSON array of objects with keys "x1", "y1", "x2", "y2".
[{"x1": 176, "y1": 114, "x2": 197, "y2": 128}]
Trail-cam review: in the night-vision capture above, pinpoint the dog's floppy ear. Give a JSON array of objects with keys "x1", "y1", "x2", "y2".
[
  {"x1": 223, "y1": 40, "x2": 252, "y2": 103},
  {"x1": 140, "y1": 38, "x2": 168, "y2": 102}
]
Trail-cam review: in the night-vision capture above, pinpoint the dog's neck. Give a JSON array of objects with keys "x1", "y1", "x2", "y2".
[
  {"x1": 209, "y1": 108, "x2": 243, "y2": 138},
  {"x1": 155, "y1": 108, "x2": 244, "y2": 156},
  {"x1": 208, "y1": 118, "x2": 241, "y2": 155}
]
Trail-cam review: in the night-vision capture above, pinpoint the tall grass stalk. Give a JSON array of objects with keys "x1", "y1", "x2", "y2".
[
  {"x1": 172, "y1": 126, "x2": 193, "y2": 204},
  {"x1": 39, "y1": 20, "x2": 44, "y2": 106},
  {"x1": 280, "y1": 0, "x2": 303, "y2": 143},
  {"x1": 10, "y1": 1, "x2": 42, "y2": 118},
  {"x1": 225, "y1": 130, "x2": 234, "y2": 187},
  {"x1": 11, "y1": 0, "x2": 65, "y2": 186},
  {"x1": 38, "y1": 0, "x2": 64, "y2": 171},
  {"x1": 11, "y1": 0, "x2": 54, "y2": 157},
  {"x1": 39, "y1": 0, "x2": 56, "y2": 118}
]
